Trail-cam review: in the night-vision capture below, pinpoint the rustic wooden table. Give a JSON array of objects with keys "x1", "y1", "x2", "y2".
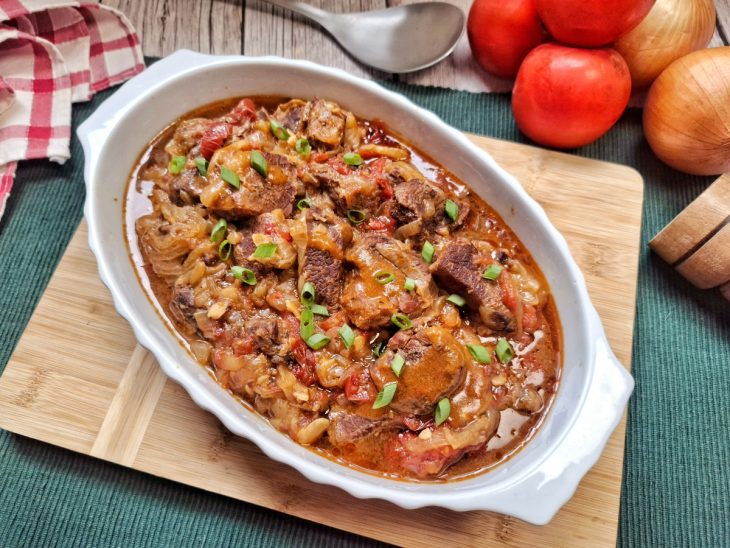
[{"x1": 103, "y1": 0, "x2": 730, "y2": 91}]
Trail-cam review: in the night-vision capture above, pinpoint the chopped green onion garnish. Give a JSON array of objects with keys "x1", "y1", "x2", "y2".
[
  {"x1": 444, "y1": 199, "x2": 459, "y2": 221},
  {"x1": 374, "y1": 270, "x2": 395, "y2": 285},
  {"x1": 218, "y1": 239, "x2": 232, "y2": 261},
  {"x1": 434, "y1": 398, "x2": 451, "y2": 426},
  {"x1": 250, "y1": 150, "x2": 267, "y2": 177},
  {"x1": 301, "y1": 282, "x2": 316, "y2": 305},
  {"x1": 482, "y1": 264, "x2": 504, "y2": 281},
  {"x1": 310, "y1": 304, "x2": 329, "y2": 317},
  {"x1": 220, "y1": 165, "x2": 240, "y2": 189},
  {"x1": 297, "y1": 197, "x2": 312, "y2": 210},
  {"x1": 300, "y1": 307, "x2": 315, "y2": 341},
  {"x1": 496, "y1": 338, "x2": 514, "y2": 364},
  {"x1": 269, "y1": 119, "x2": 289, "y2": 140},
  {"x1": 346, "y1": 209, "x2": 367, "y2": 225},
  {"x1": 372, "y1": 382, "x2": 397, "y2": 409},
  {"x1": 404, "y1": 278, "x2": 416, "y2": 291},
  {"x1": 295, "y1": 137, "x2": 311, "y2": 157},
  {"x1": 446, "y1": 294, "x2": 466, "y2": 307},
  {"x1": 343, "y1": 152, "x2": 363, "y2": 166},
  {"x1": 231, "y1": 266, "x2": 256, "y2": 285},
  {"x1": 390, "y1": 313, "x2": 412, "y2": 330},
  {"x1": 195, "y1": 157, "x2": 208, "y2": 176},
  {"x1": 390, "y1": 354, "x2": 405, "y2": 377},
  {"x1": 168, "y1": 155, "x2": 186, "y2": 174},
  {"x1": 306, "y1": 333, "x2": 331, "y2": 350},
  {"x1": 253, "y1": 242, "x2": 277, "y2": 259},
  {"x1": 210, "y1": 219, "x2": 227, "y2": 243},
  {"x1": 339, "y1": 324, "x2": 355, "y2": 349},
  {"x1": 421, "y1": 241, "x2": 434, "y2": 263},
  {"x1": 372, "y1": 340, "x2": 386, "y2": 358},
  {"x1": 466, "y1": 344, "x2": 491, "y2": 364}
]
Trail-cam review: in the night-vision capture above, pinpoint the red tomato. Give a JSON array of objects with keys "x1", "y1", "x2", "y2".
[
  {"x1": 199, "y1": 122, "x2": 232, "y2": 160},
  {"x1": 536, "y1": 0, "x2": 654, "y2": 47},
  {"x1": 467, "y1": 0, "x2": 547, "y2": 78},
  {"x1": 364, "y1": 215, "x2": 396, "y2": 233},
  {"x1": 344, "y1": 369, "x2": 375, "y2": 404},
  {"x1": 512, "y1": 44, "x2": 631, "y2": 149}
]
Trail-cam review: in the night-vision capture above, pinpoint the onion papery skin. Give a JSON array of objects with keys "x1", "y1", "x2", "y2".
[
  {"x1": 615, "y1": 0, "x2": 716, "y2": 90},
  {"x1": 643, "y1": 47, "x2": 730, "y2": 176}
]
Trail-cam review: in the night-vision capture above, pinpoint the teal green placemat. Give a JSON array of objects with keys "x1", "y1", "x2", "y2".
[{"x1": 1, "y1": 69, "x2": 728, "y2": 547}]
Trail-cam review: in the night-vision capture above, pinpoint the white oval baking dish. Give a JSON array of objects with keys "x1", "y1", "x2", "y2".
[{"x1": 79, "y1": 50, "x2": 633, "y2": 525}]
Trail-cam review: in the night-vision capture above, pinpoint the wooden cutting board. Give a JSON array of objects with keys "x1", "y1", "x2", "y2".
[{"x1": 0, "y1": 134, "x2": 643, "y2": 547}]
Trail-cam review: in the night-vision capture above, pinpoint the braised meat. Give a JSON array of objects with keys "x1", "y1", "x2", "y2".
[{"x1": 128, "y1": 95, "x2": 561, "y2": 481}]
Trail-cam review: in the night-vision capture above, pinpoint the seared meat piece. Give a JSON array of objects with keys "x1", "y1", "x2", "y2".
[
  {"x1": 340, "y1": 234, "x2": 436, "y2": 329},
  {"x1": 245, "y1": 309, "x2": 282, "y2": 356},
  {"x1": 307, "y1": 99, "x2": 345, "y2": 147},
  {"x1": 272, "y1": 99, "x2": 308, "y2": 134},
  {"x1": 327, "y1": 404, "x2": 399, "y2": 447},
  {"x1": 202, "y1": 146, "x2": 296, "y2": 219},
  {"x1": 169, "y1": 285, "x2": 198, "y2": 336},
  {"x1": 169, "y1": 168, "x2": 207, "y2": 205},
  {"x1": 308, "y1": 162, "x2": 380, "y2": 217},
  {"x1": 370, "y1": 326, "x2": 467, "y2": 416},
  {"x1": 234, "y1": 210, "x2": 297, "y2": 274},
  {"x1": 430, "y1": 241, "x2": 515, "y2": 332},
  {"x1": 384, "y1": 411, "x2": 500, "y2": 478},
  {"x1": 391, "y1": 179, "x2": 444, "y2": 225},
  {"x1": 164, "y1": 118, "x2": 209, "y2": 157}
]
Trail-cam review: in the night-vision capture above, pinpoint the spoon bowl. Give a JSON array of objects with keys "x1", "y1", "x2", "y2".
[{"x1": 265, "y1": 1, "x2": 465, "y2": 73}]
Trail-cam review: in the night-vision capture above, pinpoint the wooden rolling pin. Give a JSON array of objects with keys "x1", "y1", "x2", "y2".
[{"x1": 650, "y1": 174, "x2": 730, "y2": 300}]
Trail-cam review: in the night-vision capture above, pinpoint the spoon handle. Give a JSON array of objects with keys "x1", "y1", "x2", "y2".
[{"x1": 262, "y1": 0, "x2": 329, "y2": 24}]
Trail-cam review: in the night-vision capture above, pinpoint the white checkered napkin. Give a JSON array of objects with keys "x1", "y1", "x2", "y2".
[{"x1": 0, "y1": 0, "x2": 144, "y2": 219}]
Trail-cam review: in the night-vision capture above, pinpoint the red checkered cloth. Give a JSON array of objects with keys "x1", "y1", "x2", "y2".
[{"x1": 0, "y1": 0, "x2": 144, "y2": 218}]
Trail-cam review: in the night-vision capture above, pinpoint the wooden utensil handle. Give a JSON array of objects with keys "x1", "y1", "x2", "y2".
[{"x1": 650, "y1": 174, "x2": 730, "y2": 299}]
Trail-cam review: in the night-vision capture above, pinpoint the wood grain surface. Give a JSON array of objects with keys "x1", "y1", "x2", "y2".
[
  {"x1": 0, "y1": 134, "x2": 644, "y2": 547},
  {"x1": 100, "y1": 0, "x2": 730, "y2": 91}
]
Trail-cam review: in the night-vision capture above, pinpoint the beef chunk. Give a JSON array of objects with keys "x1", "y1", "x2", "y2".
[
  {"x1": 302, "y1": 248, "x2": 341, "y2": 306},
  {"x1": 272, "y1": 99, "x2": 307, "y2": 134},
  {"x1": 308, "y1": 162, "x2": 380, "y2": 217},
  {"x1": 392, "y1": 179, "x2": 444, "y2": 225},
  {"x1": 204, "y1": 149, "x2": 296, "y2": 219},
  {"x1": 370, "y1": 326, "x2": 467, "y2": 416},
  {"x1": 430, "y1": 241, "x2": 515, "y2": 332},
  {"x1": 327, "y1": 404, "x2": 400, "y2": 446},
  {"x1": 164, "y1": 118, "x2": 209, "y2": 157},
  {"x1": 307, "y1": 99, "x2": 345, "y2": 147},
  {"x1": 169, "y1": 284, "x2": 197, "y2": 336},
  {"x1": 246, "y1": 310, "x2": 281, "y2": 356}
]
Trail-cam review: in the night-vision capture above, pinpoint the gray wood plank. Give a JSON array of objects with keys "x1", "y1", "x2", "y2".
[
  {"x1": 101, "y1": 0, "x2": 243, "y2": 57},
  {"x1": 242, "y1": 0, "x2": 390, "y2": 80}
]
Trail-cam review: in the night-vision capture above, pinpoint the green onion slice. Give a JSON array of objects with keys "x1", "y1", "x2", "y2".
[
  {"x1": 372, "y1": 382, "x2": 397, "y2": 409},
  {"x1": 390, "y1": 354, "x2": 405, "y2": 377},
  {"x1": 434, "y1": 398, "x2": 451, "y2": 426},
  {"x1": 306, "y1": 333, "x2": 331, "y2": 350},
  {"x1": 374, "y1": 270, "x2": 395, "y2": 285},
  {"x1": 339, "y1": 324, "x2": 355, "y2": 349},
  {"x1": 250, "y1": 150, "x2": 267, "y2": 177},
  {"x1": 346, "y1": 209, "x2": 367, "y2": 225},
  {"x1": 168, "y1": 155, "x2": 186, "y2": 175},
  {"x1": 269, "y1": 119, "x2": 289, "y2": 140},
  {"x1": 300, "y1": 307, "x2": 315, "y2": 341},
  {"x1": 404, "y1": 278, "x2": 416, "y2": 291},
  {"x1": 295, "y1": 137, "x2": 311, "y2": 157},
  {"x1": 297, "y1": 197, "x2": 312, "y2": 210},
  {"x1": 310, "y1": 304, "x2": 329, "y2": 317},
  {"x1": 496, "y1": 338, "x2": 514, "y2": 364},
  {"x1": 421, "y1": 241, "x2": 434, "y2": 263},
  {"x1": 253, "y1": 242, "x2": 277, "y2": 259},
  {"x1": 446, "y1": 294, "x2": 466, "y2": 307},
  {"x1": 372, "y1": 340, "x2": 386, "y2": 358},
  {"x1": 466, "y1": 344, "x2": 491, "y2": 364},
  {"x1": 301, "y1": 281, "x2": 316, "y2": 305},
  {"x1": 210, "y1": 219, "x2": 227, "y2": 243},
  {"x1": 195, "y1": 157, "x2": 208, "y2": 176},
  {"x1": 218, "y1": 239, "x2": 232, "y2": 261},
  {"x1": 231, "y1": 266, "x2": 256, "y2": 286},
  {"x1": 220, "y1": 165, "x2": 240, "y2": 189},
  {"x1": 343, "y1": 152, "x2": 363, "y2": 166},
  {"x1": 444, "y1": 199, "x2": 459, "y2": 221},
  {"x1": 391, "y1": 313, "x2": 412, "y2": 330},
  {"x1": 482, "y1": 264, "x2": 504, "y2": 281}
]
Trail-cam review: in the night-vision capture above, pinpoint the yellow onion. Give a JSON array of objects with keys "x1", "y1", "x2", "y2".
[
  {"x1": 643, "y1": 47, "x2": 730, "y2": 175},
  {"x1": 615, "y1": 0, "x2": 716, "y2": 89}
]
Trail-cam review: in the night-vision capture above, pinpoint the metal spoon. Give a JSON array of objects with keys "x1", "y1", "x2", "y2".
[{"x1": 262, "y1": 1, "x2": 465, "y2": 73}]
